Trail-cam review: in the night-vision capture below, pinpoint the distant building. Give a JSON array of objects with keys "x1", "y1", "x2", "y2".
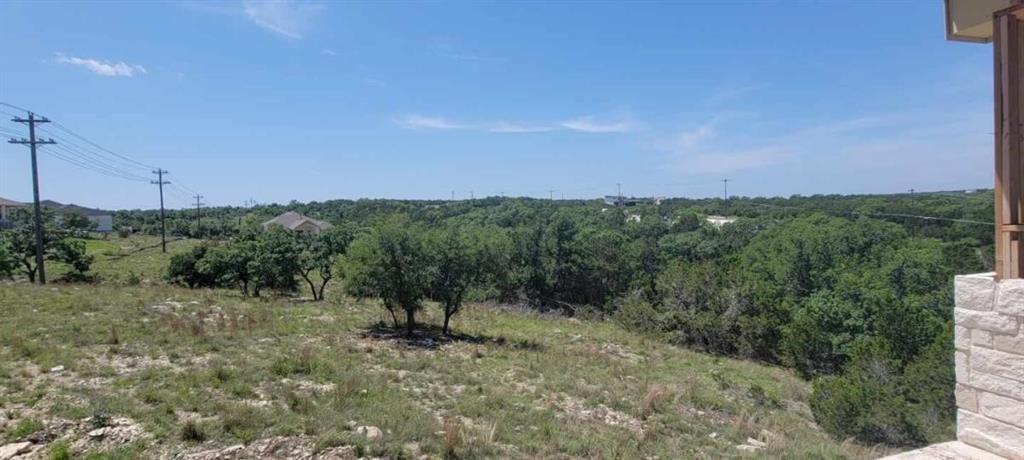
[
  {"x1": 705, "y1": 215, "x2": 737, "y2": 227},
  {"x1": 262, "y1": 211, "x2": 331, "y2": 235},
  {"x1": 603, "y1": 196, "x2": 663, "y2": 207},
  {"x1": 43, "y1": 200, "x2": 115, "y2": 233},
  {"x1": 0, "y1": 197, "x2": 27, "y2": 228}
]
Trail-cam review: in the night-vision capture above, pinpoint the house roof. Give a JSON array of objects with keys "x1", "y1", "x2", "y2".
[
  {"x1": 262, "y1": 211, "x2": 331, "y2": 231},
  {"x1": 0, "y1": 197, "x2": 26, "y2": 207}
]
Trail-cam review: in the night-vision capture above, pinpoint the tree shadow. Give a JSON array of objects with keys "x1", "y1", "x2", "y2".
[{"x1": 360, "y1": 321, "x2": 544, "y2": 352}]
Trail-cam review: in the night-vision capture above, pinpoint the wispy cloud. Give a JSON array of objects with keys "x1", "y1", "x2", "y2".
[
  {"x1": 321, "y1": 49, "x2": 337, "y2": 56},
  {"x1": 54, "y1": 54, "x2": 146, "y2": 77},
  {"x1": 487, "y1": 122, "x2": 555, "y2": 133},
  {"x1": 705, "y1": 84, "x2": 763, "y2": 106},
  {"x1": 396, "y1": 115, "x2": 468, "y2": 130},
  {"x1": 660, "y1": 111, "x2": 982, "y2": 176},
  {"x1": 559, "y1": 117, "x2": 637, "y2": 133},
  {"x1": 396, "y1": 114, "x2": 637, "y2": 134},
  {"x1": 242, "y1": 0, "x2": 322, "y2": 39}
]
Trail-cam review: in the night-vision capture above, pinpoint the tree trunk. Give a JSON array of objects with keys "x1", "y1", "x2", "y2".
[
  {"x1": 387, "y1": 306, "x2": 399, "y2": 328},
  {"x1": 301, "y1": 271, "x2": 317, "y2": 300},
  {"x1": 317, "y1": 277, "x2": 330, "y2": 301},
  {"x1": 405, "y1": 308, "x2": 415, "y2": 336},
  {"x1": 443, "y1": 309, "x2": 452, "y2": 335}
]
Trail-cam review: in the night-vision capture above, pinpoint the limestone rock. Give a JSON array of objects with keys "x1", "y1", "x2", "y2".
[
  {"x1": 955, "y1": 308, "x2": 1018, "y2": 334},
  {"x1": 978, "y1": 391, "x2": 1024, "y2": 428},
  {"x1": 956, "y1": 384, "x2": 978, "y2": 412},
  {"x1": 356, "y1": 426, "x2": 383, "y2": 440},
  {"x1": 956, "y1": 275, "x2": 995, "y2": 311},
  {"x1": 0, "y1": 442, "x2": 32, "y2": 460},
  {"x1": 996, "y1": 278, "x2": 1024, "y2": 315},
  {"x1": 972, "y1": 347, "x2": 1024, "y2": 381},
  {"x1": 971, "y1": 370, "x2": 1024, "y2": 401},
  {"x1": 958, "y1": 410, "x2": 1024, "y2": 460}
]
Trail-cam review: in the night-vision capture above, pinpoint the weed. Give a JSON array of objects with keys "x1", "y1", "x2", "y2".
[
  {"x1": 48, "y1": 440, "x2": 72, "y2": 460},
  {"x1": 181, "y1": 420, "x2": 206, "y2": 442},
  {"x1": 442, "y1": 416, "x2": 462, "y2": 459},
  {"x1": 106, "y1": 326, "x2": 120, "y2": 345},
  {"x1": 640, "y1": 385, "x2": 673, "y2": 419},
  {"x1": 11, "y1": 418, "x2": 43, "y2": 439}
]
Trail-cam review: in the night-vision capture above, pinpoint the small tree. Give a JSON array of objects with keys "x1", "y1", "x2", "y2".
[
  {"x1": 0, "y1": 233, "x2": 17, "y2": 279},
  {"x1": 167, "y1": 245, "x2": 216, "y2": 288},
  {"x1": 51, "y1": 238, "x2": 93, "y2": 281},
  {"x1": 424, "y1": 226, "x2": 483, "y2": 335},
  {"x1": 298, "y1": 224, "x2": 358, "y2": 301},
  {"x1": 3, "y1": 208, "x2": 93, "y2": 282},
  {"x1": 251, "y1": 227, "x2": 301, "y2": 297},
  {"x1": 199, "y1": 241, "x2": 257, "y2": 297},
  {"x1": 343, "y1": 215, "x2": 428, "y2": 335}
]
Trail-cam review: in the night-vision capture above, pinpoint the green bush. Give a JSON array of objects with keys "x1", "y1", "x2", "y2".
[
  {"x1": 809, "y1": 339, "x2": 924, "y2": 447},
  {"x1": 166, "y1": 245, "x2": 216, "y2": 289}
]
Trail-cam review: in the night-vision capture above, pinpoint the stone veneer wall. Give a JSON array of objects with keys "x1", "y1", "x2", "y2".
[{"x1": 954, "y1": 273, "x2": 1024, "y2": 459}]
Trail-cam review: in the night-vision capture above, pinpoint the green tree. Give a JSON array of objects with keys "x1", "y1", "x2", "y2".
[
  {"x1": 0, "y1": 233, "x2": 17, "y2": 279},
  {"x1": 199, "y1": 241, "x2": 258, "y2": 297},
  {"x1": 298, "y1": 224, "x2": 358, "y2": 301},
  {"x1": 167, "y1": 245, "x2": 217, "y2": 288},
  {"x1": 342, "y1": 215, "x2": 429, "y2": 335},
  {"x1": 424, "y1": 225, "x2": 484, "y2": 334}
]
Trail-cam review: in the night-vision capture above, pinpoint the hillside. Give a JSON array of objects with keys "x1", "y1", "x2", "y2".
[{"x1": 0, "y1": 237, "x2": 887, "y2": 459}]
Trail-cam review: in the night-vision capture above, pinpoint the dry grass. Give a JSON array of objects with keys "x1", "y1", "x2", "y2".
[{"x1": 0, "y1": 235, "x2": 895, "y2": 459}]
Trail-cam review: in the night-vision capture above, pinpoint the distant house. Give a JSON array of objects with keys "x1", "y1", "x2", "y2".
[
  {"x1": 0, "y1": 197, "x2": 27, "y2": 228},
  {"x1": 705, "y1": 215, "x2": 737, "y2": 227},
  {"x1": 43, "y1": 200, "x2": 115, "y2": 233},
  {"x1": 261, "y1": 211, "x2": 331, "y2": 235}
]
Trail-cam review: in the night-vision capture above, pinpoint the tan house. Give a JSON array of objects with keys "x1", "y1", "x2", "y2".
[
  {"x1": 261, "y1": 211, "x2": 331, "y2": 235},
  {"x1": 0, "y1": 197, "x2": 26, "y2": 224}
]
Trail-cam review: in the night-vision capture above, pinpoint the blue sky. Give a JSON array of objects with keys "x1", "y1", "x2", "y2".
[{"x1": 0, "y1": 1, "x2": 994, "y2": 210}]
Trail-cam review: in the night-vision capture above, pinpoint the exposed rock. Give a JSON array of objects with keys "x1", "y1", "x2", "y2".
[
  {"x1": 736, "y1": 444, "x2": 763, "y2": 452},
  {"x1": 356, "y1": 426, "x2": 383, "y2": 440},
  {"x1": 746, "y1": 437, "x2": 767, "y2": 448},
  {"x1": 0, "y1": 442, "x2": 32, "y2": 460}
]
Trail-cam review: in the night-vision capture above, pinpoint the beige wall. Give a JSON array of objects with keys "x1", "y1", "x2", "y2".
[{"x1": 954, "y1": 274, "x2": 1024, "y2": 459}]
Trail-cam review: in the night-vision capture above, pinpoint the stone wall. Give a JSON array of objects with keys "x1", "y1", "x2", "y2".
[{"x1": 954, "y1": 273, "x2": 1024, "y2": 459}]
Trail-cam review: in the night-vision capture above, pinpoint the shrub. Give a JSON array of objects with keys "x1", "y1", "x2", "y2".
[
  {"x1": 181, "y1": 420, "x2": 206, "y2": 442},
  {"x1": 167, "y1": 245, "x2": 216, "y2": 289},
  {"x1": 809, "y1": 339, "x2": 924, "y2": 446}
]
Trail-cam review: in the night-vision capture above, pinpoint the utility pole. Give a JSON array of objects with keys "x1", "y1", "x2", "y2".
[
  {"x1": 193, "y1": 195, "x2": 204, "y2": 237},
  {"x1": 616, "y1": 183, "x2": 622, "y2": 206},
  {"x1": 908, "y1": 188, "x2": 915, "y2": 195},
  {"x1": 7, "y1": 112, "x2": 55, "y2": 284},
  {"x1": 451, "y1": 190, "x2": 455, "y2": 201},
  {"x1": 722, "y1": 178, "x2": 730, "y2": 214},
  {"x1": 470, "y1": 191, "x2": 474, "y2": 200},
  {"x1": 151, "y1": 169, "x2": 169, "y2": 253},
  {"x1": 549, "y1": 189, "x2": 554, "y2": 200}
]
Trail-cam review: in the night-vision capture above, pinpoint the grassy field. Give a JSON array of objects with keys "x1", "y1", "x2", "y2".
[{"x1": 0, "y1": 236, "x2": 890, "y2": 459}]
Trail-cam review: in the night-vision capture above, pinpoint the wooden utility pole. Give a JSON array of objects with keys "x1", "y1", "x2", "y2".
[
  {"x1": 193, "y1": 194, "x2": 204, "y2": 237},
  {"x1": 151, "y1": 169, "x2": 169, "y2": 252},
  {"x1": 7, "y1": 112, "x2": 55, "y2": 284}
]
